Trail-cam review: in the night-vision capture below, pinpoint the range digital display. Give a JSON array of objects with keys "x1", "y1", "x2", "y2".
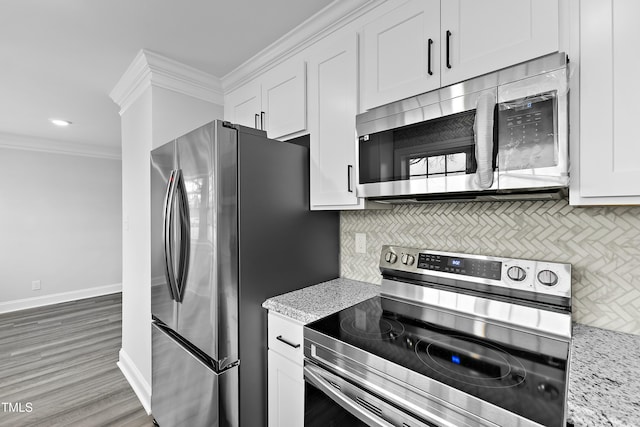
[{"x1": 448, "y1": 258, "x2": 464, "y2": 268}]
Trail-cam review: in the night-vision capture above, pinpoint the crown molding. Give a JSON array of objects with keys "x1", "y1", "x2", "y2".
[
  {"x1": 0, "y1": 132, "x2": 121, "y2": 160},
  {"x1": 110, "y1": 49, "x2": 224, "y2": 115},
  {"x1": 221, "y1": 0, "x2": 385, "y2": 93}
]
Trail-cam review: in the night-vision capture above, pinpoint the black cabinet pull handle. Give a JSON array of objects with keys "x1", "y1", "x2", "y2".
[
  {"x1": 260, "y1": 111, "x2": 265, "y2": 130},
  {"x1": 254, "y1": 113, "x2": 259, "y2": 129},
  {"x1": 347, "y1": 165, "x2": 353, "y2": 193},
  {"x1": 427, "y1": 38, "x2": 433, "y2": 76},
  {"x1": 446, "y1": 30, "x2": 452, "y2": 69},
  {"x1": 276, "y1": 335, "x2": 300, "y2": 349}
]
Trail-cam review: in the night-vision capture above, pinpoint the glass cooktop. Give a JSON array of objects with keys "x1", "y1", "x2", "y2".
[{"x1": 306, "y1": 296, "x2": 570, "y2": 427}]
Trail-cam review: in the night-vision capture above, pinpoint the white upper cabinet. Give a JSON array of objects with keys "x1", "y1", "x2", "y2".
[
  {"x1": 441, "y1": 0, "x2": 559, "y2": 86},
  {"x1": 570, "y1": 0, "x2": 640, "y2": 204},
  {"x1": 224, "y1": 58, "x2": 306, "y2": 140},
  {"x1": 308, "y1": 32, "x2": 364, "y2": 210},
  {"x1": 362, "y1": 0, "x2": 440, "y2": 110},
  {"x1": 261, "y1": 61, "x2": 306, "y2": 139},
  {"x1": 362, "y1": 0, "x2": 560, "y2": 110}
]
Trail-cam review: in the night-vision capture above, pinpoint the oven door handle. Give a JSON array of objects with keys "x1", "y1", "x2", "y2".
[
  {"x1": 305, "y1": 357, "x2": 461, "y2": 427},
  {"x1": 304, "y1": 364, "x2": 394, "y2": 427}
]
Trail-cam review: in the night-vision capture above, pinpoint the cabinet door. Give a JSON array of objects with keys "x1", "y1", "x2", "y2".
[
  {"x1": 441, "y1": 0, "x2": 559, "y2": 86},
  {"x1": 573, "y1": 0, "x2": 640, "y2": 202},
  {"x1": 362, "y1": 0, "x2": 440, "y2": 110},
  {"x1": 224, "y1": 80, "x2": 261, "y2": 129},
  {"x1": 261, "y1": 59, "x2": 307, "y2": 139},
  {"x1": 308, "y1": 33, "x2": 363, "y2": 209},
  {"x1": 267, "y1": 350, "x2": 304, "y2": 427}
]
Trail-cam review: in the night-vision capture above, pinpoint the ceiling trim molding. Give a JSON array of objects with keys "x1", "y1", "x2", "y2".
[
  {"x1": 0, "y1": 132, "x2": 121, "y2": 160},
  {"x1": 221, "y1": 0, "x2": 384, "y2": 93},
  {"x1": 110, "y1": 49, "x2": 224, "y2": 115}
]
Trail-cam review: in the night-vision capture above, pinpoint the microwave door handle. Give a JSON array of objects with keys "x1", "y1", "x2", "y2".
[
  {"x1": 474, "y1": 92, "x2": 497, "y2": 189},
  {"x1": 304, "y1": 365, "x2": 394, "y2": 427},
  {"x1": 162, "y1": 170, "x2": 180, "y2": 301},
  {"x1": 174, "y1": 169, "x2": 191, "y2": 303}
]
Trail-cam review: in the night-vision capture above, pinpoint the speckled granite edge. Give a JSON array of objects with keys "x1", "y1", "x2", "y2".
[
  {"x1": 262, "y1": 277, "x2": 379, "y2": 324},
  {"x1": 567, "y1": 323, "x2": 640, "y2": 427}
]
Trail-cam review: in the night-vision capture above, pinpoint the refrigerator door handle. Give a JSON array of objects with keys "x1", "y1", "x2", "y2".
[
  {"x1": 174, "y1": 169, "x2": 191, "y2": 302},
  {"x1": 162, "y1": 169, "x2": 180, "y2": 301}
]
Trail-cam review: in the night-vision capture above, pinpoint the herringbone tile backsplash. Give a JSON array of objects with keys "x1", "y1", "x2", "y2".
[{"x1": 340, "y1": 200, "x2": 640, "y2": 335}]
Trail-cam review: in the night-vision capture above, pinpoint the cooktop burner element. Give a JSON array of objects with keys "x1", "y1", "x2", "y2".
[
  {"x1": 415, "y1": 335, "x2": 527, "y2": 388},
  {"x1": 304, "y1": 246, "x2": 572, "y2": 427},
  {"x1": 340, "y1": 314, "x2": 405, "y2": 341}
]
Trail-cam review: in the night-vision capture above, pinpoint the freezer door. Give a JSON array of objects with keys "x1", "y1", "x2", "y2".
[
  {"x1": 175, "y1": 121, "x2": 239, "y2": 370},
  {"x1": 152, "y1": 322, "x2": 238, "y2": 427},
  {"x1": 151, "y1": 140, "x2": 178, "y2": 328}
]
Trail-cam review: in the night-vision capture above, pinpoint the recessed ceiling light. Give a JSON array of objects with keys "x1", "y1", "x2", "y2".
[{"x1": 50, "y1": 119, "x2": 72, "y2": 127}]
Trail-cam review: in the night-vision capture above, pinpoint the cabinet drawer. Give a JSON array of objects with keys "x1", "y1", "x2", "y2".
[{"x1": 268, "y1": 312, "x2": 304, "y2": 364}]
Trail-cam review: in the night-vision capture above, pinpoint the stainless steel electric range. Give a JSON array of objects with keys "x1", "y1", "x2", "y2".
[{"x1": 303, "y1": 245, "x2": 572, "y2": 427}]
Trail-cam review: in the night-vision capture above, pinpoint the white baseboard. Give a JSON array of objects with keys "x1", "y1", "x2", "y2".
[
  {"x1": 0, "y1": 283, "x2": 122, "y2": 314},
  {"x1": 117, "y1": 348, "x2": 152, "y2": 414}
]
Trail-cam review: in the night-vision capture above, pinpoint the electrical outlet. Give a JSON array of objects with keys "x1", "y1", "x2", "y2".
[
  {"x1": 32, "y1": 280, "x2": 41, "y2": 291},
  {"x1": 355, "y1": 233, "x2": 367, "y2": 254}
]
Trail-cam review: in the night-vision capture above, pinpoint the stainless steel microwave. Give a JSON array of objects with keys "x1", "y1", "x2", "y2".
[{"x1": 356, "y1": 52, "x2": 569, "y2": 202}]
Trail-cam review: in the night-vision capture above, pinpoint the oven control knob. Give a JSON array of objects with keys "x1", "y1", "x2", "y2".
[
  {"x1": 384, "y1": 252, "x2": 398, "y2": 264},
  {"x1": 537, "y1": 270, "x2": 559, "y2": 287},
  {"x1": 507, "y1": 266, "x2": 527, "y2": 282},
  {"x1": 401, "y1": 254, "x2": 415, "y2": 266}
]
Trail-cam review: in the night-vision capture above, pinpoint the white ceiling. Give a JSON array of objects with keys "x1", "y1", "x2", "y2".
[{"x1": 0, "y1": 0, "x2": 334, "y2": 150}]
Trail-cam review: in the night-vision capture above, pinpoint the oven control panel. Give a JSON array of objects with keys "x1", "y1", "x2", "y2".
[
  {"x1": 379, "y1": 245, "x2": 572, "y2": 305},
  {"x1": 417, "y1": 253, "x2": 502, "y2": 280}
]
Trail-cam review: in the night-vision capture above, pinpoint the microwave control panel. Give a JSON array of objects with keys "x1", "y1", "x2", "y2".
[{"x1": 497, "y1": 91, "x2": 557, "y2": 171}]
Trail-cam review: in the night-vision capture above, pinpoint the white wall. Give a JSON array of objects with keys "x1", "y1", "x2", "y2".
[
  {"x1": 120, "y1": 87, "x2": 153, "y2": 403},
  {"x1": 0, "y1": 146, "x2": 122, "y2": 306},
  {"x1": 117, "y1": 84, "x2": 223, "y2": 412}
]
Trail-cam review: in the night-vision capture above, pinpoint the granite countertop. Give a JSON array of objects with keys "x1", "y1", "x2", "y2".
[
  {"x1": 264, "y1": 279, "x2": 640, "y2": 426},
  {"x1": 568, "y1": 323, "x2": 640, "y2": 426},
  {"x1": 262, "y1": 277, "x2": 379, "y2": 324}
]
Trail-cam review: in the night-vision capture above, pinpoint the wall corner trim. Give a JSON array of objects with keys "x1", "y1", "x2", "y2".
[
  {"x1": 117, "y1": 348, "x2": 152, "y2": 415},
  {"x1": 110, "y1": 49, "x2": 224, "y2": 115}
]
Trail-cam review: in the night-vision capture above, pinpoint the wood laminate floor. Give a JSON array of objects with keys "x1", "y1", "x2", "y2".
[{"x1": 0, "y1": 293, "x2": 155, "y2": 427}]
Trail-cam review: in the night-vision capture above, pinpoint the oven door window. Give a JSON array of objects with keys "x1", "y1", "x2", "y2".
[
  {"x1": 304, "y1": 380, "x2": 368, "y2": 427},
  {"x1": 359, "y1": 110, "x2": 478, "y2": 185}
]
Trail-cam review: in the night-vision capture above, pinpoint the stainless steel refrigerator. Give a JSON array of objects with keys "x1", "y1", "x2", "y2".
[{"x1": 150, "y1": 120, "x2": 339, "y2": 426}]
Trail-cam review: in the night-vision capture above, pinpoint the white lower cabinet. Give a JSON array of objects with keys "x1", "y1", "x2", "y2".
[
  {"x1": 267, "y1": 312, "x2": 304, "y2": 427},
  {"x1": 267, "y1": 350, "x2": 304, "y2": 427}
]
